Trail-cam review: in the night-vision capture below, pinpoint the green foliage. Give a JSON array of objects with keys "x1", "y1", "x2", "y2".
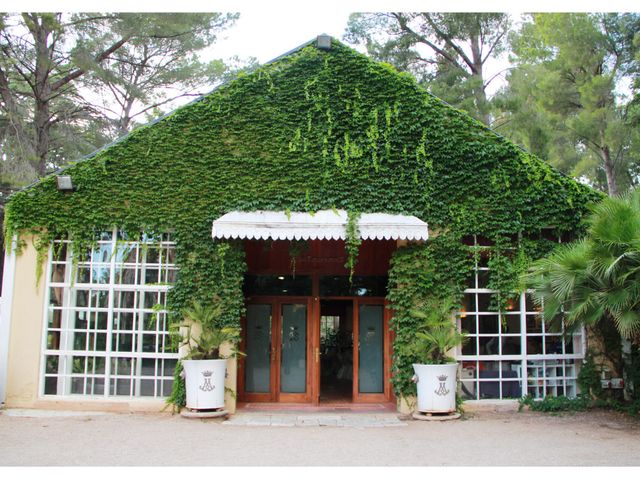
[
  {"x1": 519, "y1": 393, "x2": 640, "y2": 417},
  {"x1": 5, "y1": 40, "x2": 600, "y2": 399},
  {"x1": 0, "y1": 12, "x2": 240, "y2": 184},
  {"x1": 497, "y1": 13, "x2": 640, "y2": 196},
  {"x1": 525, "y1": 189, "x2": 640, "y2": 341},
  {"x1": 519, "y1": 394, "x2": 591, "y2": 412},
  {"x1": 387, "y1": 235, "x2": 474, "y2": 396},
  {"x1": 577, "y1": 351, "x2": 605, "y2": 399},
  {"x1": 288, "y1": 240, "x2": 309, "y2": 277},
  {"x1": 345, "y1": 12, "x2": 511, "y2": 126},
  {"x1": 345, "y1": 211, "x2": 361, "y2": 283},
  {"x1": 625, "y1": 344, "x2": 640, "y2": 401},
  {"x1": 173, "y1": 299, "x2": 242, "y2": 360},
  {"x1": 401, "y1": 297, "x2": 467, "y2": 365},
  {"x1": 165, "y1": 361, "x2": 186, "y2": 412}
]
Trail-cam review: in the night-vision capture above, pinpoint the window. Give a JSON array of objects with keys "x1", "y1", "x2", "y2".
[
  {"x1": 457, "y1": 236, "x2": 584, "y2": 400},
  {"x1": 42, "y1": 229, "x2": 179, "y2": 399}
]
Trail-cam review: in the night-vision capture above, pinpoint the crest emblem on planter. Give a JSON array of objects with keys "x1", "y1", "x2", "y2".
[
  {"x1": 199, "y1": 370, "x2": 215, "y2": 392},
  {"x1": 434, "y1": 374, "x2": 449, "y2": 396}
]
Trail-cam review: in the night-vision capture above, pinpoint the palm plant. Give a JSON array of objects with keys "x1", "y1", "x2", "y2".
[
  {"x1": 175, "y1": 299, "x2": 242, "y2": 360},
  {"x1": 406, "y1": 297, "x2": 467, "y2": 364},
  {"x1": 525, "y1": 188, "x2": 640, "y2": 342}
]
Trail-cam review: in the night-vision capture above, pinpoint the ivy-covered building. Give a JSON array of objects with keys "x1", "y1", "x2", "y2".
[{"x1": 0, "y1": 36, "x2": 601, "y2": 412}]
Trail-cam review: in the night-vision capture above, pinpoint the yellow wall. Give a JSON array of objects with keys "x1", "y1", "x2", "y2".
[
  {"x1": 4, "y1": 236, "x2": 238, "y2": 413},
  {"x1": 5, "y1": 236, "x2": 45, "y2": 408}
]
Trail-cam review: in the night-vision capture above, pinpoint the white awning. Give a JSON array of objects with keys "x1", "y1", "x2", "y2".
[{"x1": 211, "y1": 209, "x2": 428, "y2": 241}]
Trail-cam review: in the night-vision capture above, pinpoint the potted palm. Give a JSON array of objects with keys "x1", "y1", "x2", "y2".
[
  {"x1": 175, "y1": 299, "x2": 242, "y2": 411},
  {"x1": 408, "y1": 298, "x2": 467, "y2": 414}
]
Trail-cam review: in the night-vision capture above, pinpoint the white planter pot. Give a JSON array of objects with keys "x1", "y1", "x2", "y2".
[
  {"x1": 183, "y1": 359, "x2": 226, "y2": 410},
  {"x1": 413, "y1": 363, "x2": 458, "y2": 413}
]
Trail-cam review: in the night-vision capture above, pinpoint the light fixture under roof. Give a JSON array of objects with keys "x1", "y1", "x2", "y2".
[
  {"x1": 56, "y1": 175, "x2": 74, "y2": 192},
  {"x1": 316, "y1": 34, "x2": 332, "y2": 51}
]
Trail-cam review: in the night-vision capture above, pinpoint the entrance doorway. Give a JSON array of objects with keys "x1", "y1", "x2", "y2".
[
  {"x1": 319, "y1": 300, "x2": 353, "y2": 403},
  {"x1": 238, "y1": 239, "x2": 395, "y2": 405}
]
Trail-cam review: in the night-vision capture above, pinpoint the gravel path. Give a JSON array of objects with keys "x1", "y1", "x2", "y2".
[{"x1": 0, "y1": 409, "x2": 639, "y2": 466}]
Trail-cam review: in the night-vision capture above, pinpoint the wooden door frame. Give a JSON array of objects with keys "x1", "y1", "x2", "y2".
[
  {"x1": 352, "y1": 297, "x2": 391, "y2": 403},
  {"x1": 239, "y1": 293, "x2": 394, "y2": 405},
  {"x1": 239, "y1": 296, "x2": 314, "y2": 403}
]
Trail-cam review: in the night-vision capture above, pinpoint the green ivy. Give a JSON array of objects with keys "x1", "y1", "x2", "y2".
[
  {"x1": 165, "y1": 360, "x2": 186, "y2": 412},
  {"x1": 387, "y1": 235, "x2": 474, "y2": 396},
  {"x1": 345, "y1": 210, "x2": 361, "y2": 283},
  {"x1": 4, "y1": 39, "x2": 601, "y2": 398}
]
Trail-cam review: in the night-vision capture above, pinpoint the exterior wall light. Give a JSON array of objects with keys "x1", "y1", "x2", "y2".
[
  {"x1": 56, "y1": 175, "x2": 75, "y2": 192},
  {"x1": 316, "y1": 34, "x2": 332, "y2": 51}
]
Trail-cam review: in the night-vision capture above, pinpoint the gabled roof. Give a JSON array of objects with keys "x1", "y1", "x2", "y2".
[{"x1": 6, "y1": 35, "x2": 600, "y2": 241}]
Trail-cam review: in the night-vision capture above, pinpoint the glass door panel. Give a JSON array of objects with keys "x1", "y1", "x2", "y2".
[
  {"x1": 245, "y1": 304, "x2": 272, "y2": 393},
  {"x1": 358, "y1": 304, "x2": 384, "y2": 394},
  {"x1": 280, "y1": 304, "x2": 307, "y2": 393}
]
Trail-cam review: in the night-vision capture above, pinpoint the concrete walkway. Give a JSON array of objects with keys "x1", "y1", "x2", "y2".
[
  {"x1": 1, "y1": 408, "x2": 639, "y2": 466},
  {"x1": 222, "y1": 412, "x2": 407, "y2": 427}
]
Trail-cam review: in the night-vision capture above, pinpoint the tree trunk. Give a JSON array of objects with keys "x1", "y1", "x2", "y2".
[
  {"x1": 469, "y1": 32, "x2": 491, "y2": 127},
  {"x1": 601, "y1": 144, "x2": 618, "y2": 197},
  {"x1": 30, "y1": 16, "x2": 54, "y2": 177}
]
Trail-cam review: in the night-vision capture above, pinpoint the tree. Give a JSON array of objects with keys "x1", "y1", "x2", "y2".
[
  {"x1": 525, "y1": 188, "x2": 640, "y2": 343},
  {"x1": 495, "y1": 13, "x2": 640, "y2": 196},
  {"x1": 344, "y1": 12, "x2": 511, "y2": 126},
  {"x1": 0, "y1": 13, "x2": 238, "y2": 185},
  {"x1": 83, "y1": 15, "x2": 254, "y2": 136}
]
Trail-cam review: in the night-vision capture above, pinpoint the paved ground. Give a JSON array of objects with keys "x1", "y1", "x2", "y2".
[
  {"x1": 1, "y1": 407, "x2": 639, "y2": 466},
  {"x1": 222, "y1": 412, "x2": 408, "y2": 427}
]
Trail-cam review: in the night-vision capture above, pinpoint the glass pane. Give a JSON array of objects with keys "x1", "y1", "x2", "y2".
[
  {"x1": 92, "y1": 264, "x2": 111, "y2": 284},
  {"x1": 503, "y1": 314, "x2": 521, "y2": 334},
  {"x1": 48, "y1": 309, "x2": 62, "y2": 329},
  {"x1": 319, "y1": 276, "x2": 388, "y2": 297},
  {"x1": 478, "y1": 361, "x2": 500, "y2": 399},
  {"x1": 280, "y1": 304, "x2": 307, "y2": 394},
  {"x1": 478, "y1": 315, "x2": 499, "y2": 334},
  {"x1": 463, "y1": 293, "x2": 475, "y2": 313},
  {"x1": 527, "y1": 336, "x2": 543, "y2": 355},
  {"x1": 460, "y1": 363, "x2": 477, "y2": 400},
  {"x1": 243, "y1": 275, "x2": 312, "y2": 296},
  {"x1": 115, "y1": 243, "x2": 137, "y2": 264},
  {"x1": 501, "y1": 336, "x2": 521, "y2": 355},
  {"x1": 545, "y1": 336, "x2": 564, "y2": 354},
  {"x1": 44, "y1": 376, "x2": 58, "y2": 395},
  {"x1": 479, "y1": 336, "x2": 499, "y2": 355},
  {"x1": 76, "y1": 266, "x2": 91, "y2": 284},
  {"x1": 358, "y1": 304, "x2": 384, "y2": 394},
  {"x1": 49, "y1": 285, "x2": 64, "y2": 306},
  {"x1": 526, "y1": 314, "x2": 543, "y2": 333},
  {"x1": 477, "y1": 293, "x2": 498, "y2": 312},
  {"x1": 245, "y1": 304, "x2": 272, "y2": 393},
  {"x1": 45, "y1": 356, "x2": 59, "y2": 374},
  {"x1": 502, "y1": 381, "x2": 522, "y2": 399},
  {"x1": 459, "y1": 314, "x2": 477, "y2": 333},
  {"x1": 461, "y1": 336, "x2": 477, "y2": 355},
  {"x1": 477, "y1": 269, "x2": 490, "y2": 288}
]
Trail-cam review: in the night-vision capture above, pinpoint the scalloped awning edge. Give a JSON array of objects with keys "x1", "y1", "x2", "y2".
[{"x1": 211, "y1": 210, "x2": 428, "y2": 242}]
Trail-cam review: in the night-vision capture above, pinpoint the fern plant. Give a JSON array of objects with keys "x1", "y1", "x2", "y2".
[
  {"x1": 173, "y1": 298, "x2": 242, "y2": 360},
  {"x1": 403, "y1": 297, "x2": 467, "y2": 365}
]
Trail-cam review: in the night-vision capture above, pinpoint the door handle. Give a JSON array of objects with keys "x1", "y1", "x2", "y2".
[{"x1": 315, "y1": 347, "x2": 321, "y2": 363}]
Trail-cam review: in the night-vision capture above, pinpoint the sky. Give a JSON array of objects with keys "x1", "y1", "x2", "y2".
[
  {"x1": 205, "y1": 10, "x2": 513, "y2": 97},
  {"x1": 5, "y1": 0, "x2": 638, "y2": 118},
  {"x1": 208, "y1": 10, "x2": 355, "y2": 65}
]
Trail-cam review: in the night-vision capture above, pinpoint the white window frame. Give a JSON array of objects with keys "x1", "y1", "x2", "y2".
[
  {"x1": 456, "y1": 235, "x2": 586, "y2": 400},
  {"x1": 39, "y1": 228, "x2": 179, "y2": 399}
]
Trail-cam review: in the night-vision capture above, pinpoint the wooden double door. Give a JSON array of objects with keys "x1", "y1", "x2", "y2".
[{"x1": 238, "y1": 296, "x2": 392, "y2": 404}]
